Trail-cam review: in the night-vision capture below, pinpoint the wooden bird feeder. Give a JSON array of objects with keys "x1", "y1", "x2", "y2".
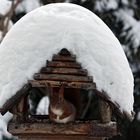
[{"x1": 0, "y1": 48, "x2": 119, "y2": 140}]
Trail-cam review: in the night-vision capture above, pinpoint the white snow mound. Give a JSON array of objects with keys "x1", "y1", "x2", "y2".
[{"x1": 0, "y1": 3, "x2": 134, "y2": 116}]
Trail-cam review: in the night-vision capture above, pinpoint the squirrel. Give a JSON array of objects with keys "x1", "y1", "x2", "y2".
[{"x1": 48, "y1": 83, "x2": 76, "y2": 123}]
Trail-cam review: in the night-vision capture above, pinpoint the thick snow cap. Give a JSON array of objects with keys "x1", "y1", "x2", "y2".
[{"x1": 0, "y1": 3, "x2": 134, "y2": 117}]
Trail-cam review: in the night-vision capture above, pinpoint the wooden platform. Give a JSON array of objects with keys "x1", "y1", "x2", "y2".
[
  {"x1": 8, "y1": 121, "x2": 117, "y2": 140},
  {"x1": 12, "y1": 135, "x2": 105, "y2": 140}
]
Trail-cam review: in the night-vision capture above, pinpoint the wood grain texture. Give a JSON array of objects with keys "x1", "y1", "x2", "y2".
[
  {"x1": 47, "y1": 61, "x2": 81, "y2": 68},
  {"x1": 52, "y1": 54, "x2": 76, "y2": 62},
  {"x1": 99, "y1": 100, "x2": 112, "y2": 123},
  {"x1": 8, "y1": 121, "x2": 117, "y2": 137},
  {"x1": 40, "y1": 67, "x2": 87, "y2": 76},
  {"x1": 29, "y1": 80, "x2": 96, "y2": 89},
  {"x1": 34, "y1": 74, "x2": 93, "y2": 82},
  {"x1": 0, "y1": 84, "x2": 31, "y2": 115}
]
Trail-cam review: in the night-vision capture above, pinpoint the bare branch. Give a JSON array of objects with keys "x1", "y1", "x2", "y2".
[{"x1": 1, "y1": 0, "x2": 21, "y2": 40}]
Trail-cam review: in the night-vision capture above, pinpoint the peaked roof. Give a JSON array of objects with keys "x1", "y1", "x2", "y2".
[
  {"x1": 30, "y1": 48, "x2": 96, "y2": 89},
  {"x1": 0, "y1": 3, "x2": 134, "y2": 118}
]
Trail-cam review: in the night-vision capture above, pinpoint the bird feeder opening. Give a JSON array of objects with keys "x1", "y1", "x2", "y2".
[
  {"x1": 27, "y1": 48, "x2": 102, "y2": 122},
  {"x1": 28, "y1": 87, "x2": 101, "y2": 121}
]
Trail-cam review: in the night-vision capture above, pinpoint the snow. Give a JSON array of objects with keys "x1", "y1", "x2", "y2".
[
  {"x1": 0, "y1": 112, "x2": 13, "y2": 140},
  {"x1": 95, "y1": 0, "x2": 118, "y2": 12},
  {"x1": 16, "y1": 0, "x2": 41, "y2": 14},
  {"x1": 121, "y1": 0, "x2": 129, "y2": 5},
  {"x1": 65, "y1": 0, "x2": 71, "y2": 3},
  {"x1": 115, "y1": 9, "x2": 140, "y2": 53},
  {"x1": 0, "y1": 0, "x2": 12, "y2": 15},
  {"x1": 137, "y1": 111, "x2": 140, "y2": 121},
  {"x1": 0, "y1": 3, "x2": 134, "y2": 117},
  {"x1": 81, "y1": 0, "x2": 87, "y2": 2},
  {"x1": 36, "y1": 96, "x2": 49, "y2": 115}
]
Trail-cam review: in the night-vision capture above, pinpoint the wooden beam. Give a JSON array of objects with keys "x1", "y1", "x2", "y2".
[
  {"x1": 40, "y1": 67, "x2": 87, "y2": 76},
  {"x1": 14, "y1": 135, "x2": 104, "y2": 140},
  {"x1": 52, "y1": 54, "x2": 76, "y2": 62},
  {"x1": 47, "y1": 61, "x2": 81, "y2": 68},
  {"x1": 8, "y1": 121, "x2": 118, "y2": 137},
  {"x1": 34, "y1": 74, "x2": 93, "y2": 82},
  {"x1": 99, "y1": 100, "x2": 112, "y2": 123},
  {"x1": 28, "y1": 80, "x2": 96, "y2": 89},
  {"x1": 0, "y1": 84, "x2": 31, "y2": 115}
]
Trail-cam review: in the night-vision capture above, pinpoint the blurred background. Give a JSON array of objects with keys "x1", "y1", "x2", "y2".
[{"x1": 0, "y1": 0, "x2": 140, "y2": 140}]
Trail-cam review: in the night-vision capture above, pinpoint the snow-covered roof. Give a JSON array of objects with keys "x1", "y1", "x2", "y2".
[{"x1": 0, "y1": 3, "x2": 134, "y2": 117}]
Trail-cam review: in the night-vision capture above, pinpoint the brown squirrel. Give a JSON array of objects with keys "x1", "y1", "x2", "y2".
[{"x1": 48, "y1": 83, "x2": 76, "y2": 123}]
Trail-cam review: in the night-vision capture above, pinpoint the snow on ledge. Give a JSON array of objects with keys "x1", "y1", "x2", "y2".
[{"x1": 0, "y1": 3, "x2": 134, "y2": 117}]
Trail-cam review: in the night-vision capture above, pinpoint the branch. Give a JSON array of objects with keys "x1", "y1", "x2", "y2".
[{"x1": 1, "y1": 0, "x2": 21, "y2": 40}]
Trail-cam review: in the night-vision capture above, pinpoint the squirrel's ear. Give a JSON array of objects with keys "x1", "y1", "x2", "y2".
[
  {"x1": 59, "y1": 84, "x2": 65, "y2": 98},
  {"x1": 46, "y1": 83, "x2": 53, "y2": 97}
]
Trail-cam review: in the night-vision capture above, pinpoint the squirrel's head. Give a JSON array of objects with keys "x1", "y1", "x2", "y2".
[{"x1": 49, "y1": 87, "x2": 65, "y2": 110}]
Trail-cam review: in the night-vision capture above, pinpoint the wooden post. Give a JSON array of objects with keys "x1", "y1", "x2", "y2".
[
  {"x1": 98, "y1": 100, "x2": 112, "y2": 140},
  {"x1": 99, "y1": 100, "x2": 112, "y2": 123},
  {"x1": 10, "y1": 95, "x2": 29, "y2": 122}
]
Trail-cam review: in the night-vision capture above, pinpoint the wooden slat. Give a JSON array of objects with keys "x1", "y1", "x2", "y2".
[
  {"x1": 47, "y1": 61, "x2": 81, "y2": 68},
  {"x1": 99, "y1": 100, "x2": 111, "y2": 123},
  {"x1": 34, "y1": 74, "x2": 93, "y2": 82},
  {"x1": 40, "y1": 67, "x2": 87, "y2": 76},
  {"x1": 28, "y1": 80, "x2": 96, "y2": 89},
  {"x1": 0, "y1": 84, "x2": 31, "y2": 115},
  {"x1": 15, "y1": 135, "x2": 103, "y2": 140},
  {"x1": 8, "y1": 121, "x2": 117, "y2": 137},
  {"x1": 52, "y1": 54, "x2": 76, "y2": 62}
]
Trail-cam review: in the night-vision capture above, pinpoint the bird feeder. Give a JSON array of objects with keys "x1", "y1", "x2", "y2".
[{"x1": 0, "y1": 48, "x2": 119, "y2": 140}]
